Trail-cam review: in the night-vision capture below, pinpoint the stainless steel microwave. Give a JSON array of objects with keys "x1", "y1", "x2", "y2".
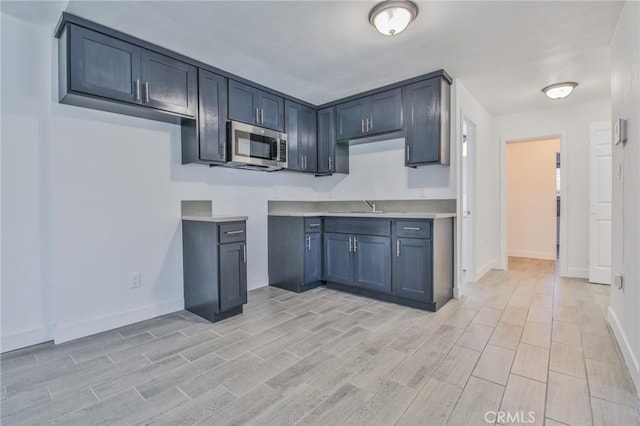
[{"x1": 227, "y1": 121, "x2": 287, "y2": 171}]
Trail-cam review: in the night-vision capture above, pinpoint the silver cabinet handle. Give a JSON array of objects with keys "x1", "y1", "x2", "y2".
[
  {"x1": 406, "y1": 146, "x2": 411, "y2": 162},
  {"x1": 361, "y1": 119, "x2": 365, "y2": 134},
  {"x1": 255, "y1": 108, "x2": 260, "y2": 124},
  {"x1": 304, "y1": 155, "x2": 307, "y2": 170},
  {"x1": 135, "y1": 79, "x2": 141, "y2": 101},
  {"x1": 349, "y1": 237, "x2": 353, "y2": 252},
  {"x1": 243, "y1": 244, "x2": 247, "y2": 263},
  {"x1": 369, "y1": 117, "x2": 373, "y2": 132},
  {"x1": 365, "y1": 118, "x2": 370, "y2": 133},
  {"x1": 403, "y1": 227, "x2": 421, "y2": 231},
  {"x1": 306, "y1": 235, "x2": 311, "y2": 251},
  {"x1": 225, "y1": 230, "x2": 244, "y2": 235},
  {"x1": 144, "y1": 81, "x2": 150, "y2": 103},
  {"x1": 328, "y1": 156, "x2": 332, "y2": 171},
  {"x1": 260, "y1": 109, "x2": 264, "y2": 124},
  {"x1": 354, "y1": 237, "x2": 358, "y2": 252},
  {"x1": 397, "y1": 240, "x2": 401, "y2": 257},
  {"x1": 308, "y1": 223, "x2": 320, "y2": 227}
]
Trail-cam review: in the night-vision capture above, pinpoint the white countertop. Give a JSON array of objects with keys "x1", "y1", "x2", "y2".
[
  {"x1": 182, "y1": 215, "x2": 248, "y2": 223},
  {"x1": 268, "y1": 212, "x2": 456, "y2": 219}
]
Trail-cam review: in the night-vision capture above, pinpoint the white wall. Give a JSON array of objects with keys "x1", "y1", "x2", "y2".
[
  {"x1": 455, "y1": 81, "x2": 498, "y2": 282},
  {"x1": 494, "y1": 99, "x2": 611, "y2": 277},
  {"x1": 507, "y1": 138, "x2": 560, "y2": 260},
  {"x1": 608, "y1": 0, "x2": 640, "y2": 391},
  {"x1": 0, "y1": 11, "x2": 457, "y2": 350}
]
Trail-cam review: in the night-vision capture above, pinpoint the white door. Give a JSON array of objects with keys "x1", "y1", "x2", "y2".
[
  {"x1": 462, "y1": 118, "x2": 476, "y2": 282},
  {"x1": 589, "y1": 121, "x2": 612, "y2": 284}
]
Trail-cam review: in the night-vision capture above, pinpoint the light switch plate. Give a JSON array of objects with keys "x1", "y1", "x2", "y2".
[
  {"x1": 614, "y1": 273, "x2": 624, "y2": 290},
  {"x1": 615, "y1": 118, "x2": 627, "y2": 145}
]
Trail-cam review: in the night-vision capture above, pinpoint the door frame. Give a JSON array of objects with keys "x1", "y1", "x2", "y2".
[
  {"x1": 499, "y1": 132, "x2": 569, "y2": 276},
  {"x1": 461, "y1": 116, "x2": 477, "y2": 284}
]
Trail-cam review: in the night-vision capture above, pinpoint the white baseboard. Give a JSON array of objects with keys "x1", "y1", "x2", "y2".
[
  {"x1": 608, "y1": 307, "x2": 640, "y2": 392},
  {"x1": 508, "y1": 250, "x2": 556, "y2": 260},
  {"x1": 475, "y1": 261, "x2": 500, "y2": 282},
  {"x1": 54, "y1": 298, "x2": 184, "y2": 344},
  {"x1": 566, "y1": 267, "x2": 589, "y2": 279},
  {"x1": 248, "y1": 280, "x2": 268, "y2": 291},
  {"x1": 1, "y1": 325, "x2": 53, "y2": 353}
]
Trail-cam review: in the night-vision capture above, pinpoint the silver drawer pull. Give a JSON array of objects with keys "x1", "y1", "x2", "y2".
[
  {"x1": 225, "y1": 230, "x2": 244, "y2": 235},
  {"x1": 403, "y1": 227, "x2": 421, "y2": 231},
  {"x1": 308, "y1": 224, "x2": 320, "y2": 227}
]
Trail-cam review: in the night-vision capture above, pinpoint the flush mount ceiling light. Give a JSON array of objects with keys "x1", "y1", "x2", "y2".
[
  {"x1": 369, "y1": 0, "x2": 419, "y2": 36},
  {"x1": 542, "y1": 82, "x2": 578, "y2": 100}
]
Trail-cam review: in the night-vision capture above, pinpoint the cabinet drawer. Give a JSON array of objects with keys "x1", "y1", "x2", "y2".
[
  {"x1": 219, "y1": 222, "x2": 246, "y2": 243},
  {"x1": 325, "y1": 218, "x2": 391, "y2": 236},
  {"x1": 395, "y1": 220, "x2": 431, "y2": 239},
  {"x1": 304, "y1": 218, "x2": 322, "y2": 233}
]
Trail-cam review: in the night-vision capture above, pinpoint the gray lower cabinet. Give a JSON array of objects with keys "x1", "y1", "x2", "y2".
[
  {"x1": 60, "y1": 24, "x2": 197, "y2": 121},
  {"x1": 268, "y1": 216, "x2": 324, "y2": 292},
  {"x1": 182, "y1": 220, "x2": 247, "y2": 322},
  {"x1": 394, "y1": 237, "x2": 432, "y2": 301},
  {"x1": 181, "y1": 69, "x2": 227, "y2": 164}
]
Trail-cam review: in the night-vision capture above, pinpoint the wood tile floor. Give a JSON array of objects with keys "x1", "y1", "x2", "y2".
[{"x1": 1, "y1": 257, "x2": 639, "y2": 425}]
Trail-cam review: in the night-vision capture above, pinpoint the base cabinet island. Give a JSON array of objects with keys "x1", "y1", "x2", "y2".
[{"x1": 268, "y1": 210, "x2": 454, "y2": 311}]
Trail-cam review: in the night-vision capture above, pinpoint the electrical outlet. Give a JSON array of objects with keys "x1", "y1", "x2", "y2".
[
  {"x1": 614, "y1": 273, "x2": 624, "y2": 290},
  {"x1": 129, "y1": 272, "x2": 141, "y2": 289}
]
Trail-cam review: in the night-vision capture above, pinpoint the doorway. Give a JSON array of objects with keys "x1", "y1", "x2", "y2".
[
  {"x1": 461, "y1": 118, "x2": 476, "y2": 283},
  {"x1": 504, "y1": 137, "x2": 563, "y2": 265}
]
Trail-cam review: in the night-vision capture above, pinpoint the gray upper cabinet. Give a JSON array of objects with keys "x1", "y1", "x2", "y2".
[
  {"x1": 336, "y1": 88, "x2": 402, "y2": 141},
  {"x1": 63, "y1": 24, "x2": 196, "y2": 119},
  {"x1": 180, "y1": 68, "x2": 226, "y2": 164},
  {"x1": 403, "y1": 76, "x2": 451, "y2": 166},
  {"x1": 285, "y1": 100, "x2": 317, "y2": 173},
  {"x1": 317, "y1": 107, "x2": 349, "y2": 175},
  {"x1": 228, "y1": 80, "x2": 284, "y2": 132},
  {"x1": 68, "y1": 25, "x2": 141, "y2": 104},
  {"x1": 140, "y1": 50, "x2": 197, "y2": 117}
]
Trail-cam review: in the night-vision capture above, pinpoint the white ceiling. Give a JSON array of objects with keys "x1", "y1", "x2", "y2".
[{"x1": 5, "y1": 1, "x2": 623, "y2": 115}]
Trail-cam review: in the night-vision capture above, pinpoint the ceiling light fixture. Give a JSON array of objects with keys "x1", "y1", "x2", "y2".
[
  {"x1": 542, "y1": 82, "x2": 578, "y2": 100},
  {"x1": 369, "y1": 0, "x2": 419, "y2": 36}
]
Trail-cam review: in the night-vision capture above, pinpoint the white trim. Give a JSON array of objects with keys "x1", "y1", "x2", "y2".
[
  {"x1": 452, "y1": 287, "x2": 460, "y2": 299},
  {"x1": 608, "y1": 307, "x2": 640, "y2": 392},
  {"x1": 476, "y1": 261, "x2": 500, "y2": 282},
  {"x1": 1, "y1": 325, "x2": 53, "y2": 353},
  {"x1": 499, "y1": 132, "x2": 569, "y2": 275},
  {"x1": 566, "y1": 267, "x2": 589, "y2": 279},
  {"x1": 53, "y1": 298, "x2": 184, "y2": 344},
  {"x1": 508, "y1": 250, "x2": 556, "y2": 260}
]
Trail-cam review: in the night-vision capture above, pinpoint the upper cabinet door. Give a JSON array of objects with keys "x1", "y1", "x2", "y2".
[
  {"x1": 285, "y1": 100, "x2": 302, "y2": 171},
  {"x1": 336, "y1": 99, "x2": 365, "y2": 141},
  {"x1": 228, "y1": 80, "x2": 259, "y2": 125},
  {"x1": 301, "y1": 104, "x2": 317, "y2": 173},
  {"x1": 140, "y1": 50, "x2": 197, "y2": 117},
  {"x1": 69, "y1": 25, "x2": 141, "y2": 104},
  {"x1": 403, "y1": 78, "x2": 450, "y2": 166},
  {"x1": 368, "y1": 88, "x2": 402, "y2": 135},
  {"x1": 317, "y1": 107, "x2": 335, "y2": 174},
  {"x1": 198, "y1": 69, "x2": 227, "y2": 163},
  {"x1": 258, "y1": 92, "x2": 284, "y2": 132}
]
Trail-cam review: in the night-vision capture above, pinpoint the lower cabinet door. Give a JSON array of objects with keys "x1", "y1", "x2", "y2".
[
  {"x1": 304, "y1": 233, "x2": 322, "y2": 284},
  {"x1": 353, "y1": 235, "x2": 392, "y2": 293},
  {"x1": 218, "y1": 242, "x2": 247, "y2": 311},
  {"x1": 324, "y1": 233, "x2": 353, "y2": 284},
  {"x1": 394, "y1": 238, "x2": 432, "y2": 301}
]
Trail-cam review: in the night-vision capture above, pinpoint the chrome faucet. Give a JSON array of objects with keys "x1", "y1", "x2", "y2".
[{"x1": 364, "y1": 200, "x2": 376, "y2": 212}]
